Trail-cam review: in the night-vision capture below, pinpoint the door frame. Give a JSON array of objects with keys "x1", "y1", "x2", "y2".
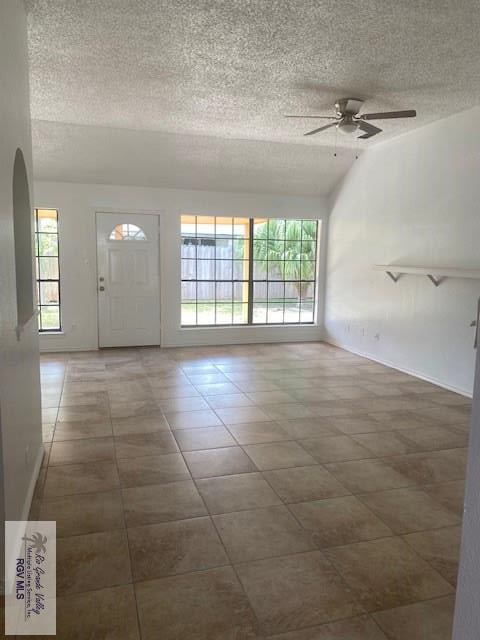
[{"x1": 94, "y1": 207, "x2": 163, "y2": 348}]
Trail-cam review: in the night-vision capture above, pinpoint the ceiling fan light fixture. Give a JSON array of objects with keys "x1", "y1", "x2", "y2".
[{"x1": 337, "y1": 119, "x2": 359, "y2": 135}]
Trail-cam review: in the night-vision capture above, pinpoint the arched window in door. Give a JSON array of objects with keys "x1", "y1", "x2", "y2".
[{"x1": 109, "y1": 223, "x2": 146, "y2": 241}]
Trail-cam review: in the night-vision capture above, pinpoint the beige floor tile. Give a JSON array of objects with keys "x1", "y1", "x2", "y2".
[
  {"x1": 174, "y1": 426, "x2": 236, "y2": 450},
  {"x1": 213, "y1": 505, "x2": 316, "y2": 562},
  {"x1": 128, "y1": 517, "x2": 228, "y2": 580},
  {"x1": 367, "y1": 410, "x2": 437, "y2": 430},
  {"x1": 351, "y1": 432, "x2": 418, "y2": 456},
  {"x1": 42, "y1": 423, "x2": 55, "y2": 442},
  {"x1": 39, "y1": 343, "x2": 470, "y2": 639},
  {"x1": 57, "y1": 529, "x2": 132, "y2": 596},
  {"x1": 358, "y1": 487, "x2": 460, "y2": 534},
  {"x1": 114, "y1": 431, "x2": 179, "y2": 458},
  {"x1": 235, "y1": 379, "x2": 282, "y2": 392},
  {"x1": 372, "y1": 595, "x2": 455, "y2": 640},
  {"x1": 49, "y1": 436, "x2": 115, "y2": 465},
  {"x1": 324, "y1": 459, "x2": 413, "y2": 493},
  {"x1": 55, "y1": 585, "x2": 140, "y2": 639},
  {"x1": 243, "y1": 441, "x2": 317, "y2": 470},
  {"x1": 195, "y1": 382, "x2": 240, "y2": 395},
  {"x1": 43, "y1": 461, "x2": 119, "y2": 497},
  {"x1": 415, "y1": 405, "x2": 470, "y2": 425},
  {"x1": 117, "y1": 453, "x2": 190, "y2": 487},
  {"x1": 246, "y1": 390, "x2": 297, "y2": 405},
  {"x1": 158, "y1": 395, "x2": 211, "y2": 413},
  {"x1": 206, "y1": 393, "x2": 255, "y2": 408},
  {"x1": 264, "y1": 403, "x2": 315, "y2": 421},
  {"x1": 215, "y1": 406, "x2": 271, "y2": 425},
  {"x1": 329, "y1": 415, "x2": 394, "y2": 435},
  {"x1": 56, "y1": 403, "x2": 109, "y2": 422},
  {"x1": 110, "y1": 398, "x2": 162, "y2": 419},
  {"x1": 112, "y1": 414, "x2": 170, "y2": 436},
  {"x1": 122, "y1": 480, "x2": 207, "y2": 526},
  {"x1": 263, "y1": 465, "x2": 350, "y2": 503},
  {"x1": 422, "y1": 480, "x2": 465, "y2": 517},
  {"x1": 107, "y1": 384, "x2": 154, "y2": 405},
  {"x1": 299, "y1": 435, "x2": 373, "y2": 463},
  {"x1": 266, "y1": 614, "x2": 387, "y2": 639},
  {"x1": 277, "y1": 418, "x2": 340, "y2": 439},
  {"x1": 62, "y1": 380, "x2": 107, "y2": 394},
  {"x1": 39, "y1": 490, "x2": 124, "y2": 537},
  {"x1": 151, "y1": 384, "x2": 200, "y2": 400},
  {"x1": 165, "y1": 409, "x2": 223, "y2": 429},
  {"x1": 53, "y1": 420, "x2": 113, "y2": 441},
  {"x1": 399, "y1": 426, "x2": 468, "y2": 451},
  {"x1": 287, "y1": 388, "x2": 337, "y2": 402},
  {"x1": 187, "y1": 373, "x2": 230, "y2": 385},
  {"x1": 387, "y1": 449, "x2": 468, "y2": 485},
  {"x1": 324, "y1": 537, "x2": 453, "y2": 612},
  {"x1": 290, "y1": 496, "x2": 392, "y2": 547},
  {"x1": 329, "y1": 386, "x2": 374, "y2": 400},
  {"x1": 197, "y1": 472, "x2": 282, "y2": 514},
  {"x1": 307, "y1": 401, "x2": 355, "y2": 418},
  {"x1": 227, "y1": 421, "x2": 291, "y2": 444},
  {"x1": 236, "y1": 551, "x2": 363, "y2": 635},
  {"x1": 135, "y1": 566, "x2": 258, "y2": 640},
  {"x1": 60, "y1": 389, "x2": 109, "y2": 407},
  {"x1": 184, "y1": 446, "x2": 256, "y2": 478},
  {"x1": 403, "y1": 526, "x2": 461, "y2": 585}
]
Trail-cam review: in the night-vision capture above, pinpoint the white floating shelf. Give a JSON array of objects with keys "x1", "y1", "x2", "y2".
[{"x1": 374, "y1": 265, "x2": 480, "y2": 287}]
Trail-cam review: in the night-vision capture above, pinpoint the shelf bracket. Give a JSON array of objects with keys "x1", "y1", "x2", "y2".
[
  {"x1": 386, "y1": 271, "x2": 400, "y2": 283},
  {"x1": 427, "y1": 275, "x2": 444, "y2": 287}
]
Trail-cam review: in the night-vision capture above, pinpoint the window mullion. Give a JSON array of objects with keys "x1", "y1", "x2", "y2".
[{"x1": 247, "y1": 218, "x2": 254, "y2": 324}]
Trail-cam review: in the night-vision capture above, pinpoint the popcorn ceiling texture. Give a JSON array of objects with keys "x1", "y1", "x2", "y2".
[
  {"x1": 26, "y1": 0, "x2": 480, "y2": 194},
  {"x1": 32, "y1": 120, "x2": 355, "y2": 196}
]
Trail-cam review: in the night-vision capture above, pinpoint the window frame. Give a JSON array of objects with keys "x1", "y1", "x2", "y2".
[
  {"x1": 34, "y1": 208, "x2": 62, "y2": 332},
  {"x1": 181, "y1": 216, "x2": 319, "y2": 328}
]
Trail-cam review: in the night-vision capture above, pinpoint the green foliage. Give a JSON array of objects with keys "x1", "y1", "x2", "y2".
[{"x1": 252, "y1": 220, "x2": 317, "y2": 295}]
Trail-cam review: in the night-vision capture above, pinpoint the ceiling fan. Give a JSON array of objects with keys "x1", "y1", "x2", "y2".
[{"x1": 285, "y1": 98, "x2": 416, "y2": 139}]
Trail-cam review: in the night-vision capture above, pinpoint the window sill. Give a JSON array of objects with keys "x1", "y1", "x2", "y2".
[
  {"x1": 39, "y1": 331, "x2": 65, "y2": 336},
  {"x1": 180, "y1": 324, "x2": 319, "y2": 330}
]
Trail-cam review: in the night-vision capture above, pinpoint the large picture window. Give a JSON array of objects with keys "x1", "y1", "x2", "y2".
[
  {"x1": 34, "y1": 208, "x2": 61, "y2": 331},
  {"x1": 181, "y1": 216, "x2": 318, "y2": 326}
]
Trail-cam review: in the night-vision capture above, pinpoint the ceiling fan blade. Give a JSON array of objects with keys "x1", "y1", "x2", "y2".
[
  {"x1": 362, "y1": 109, "x2": 417, "y2": 120},
  {"x1": 357, "y1": 120, "x2": 382, "y2": 139},
  {"x1": 304, "y1": 122, "x2": 337, "y2": 136},
  {"x1": 285, "y1": 115, "x2": 337, "y2": 119}
]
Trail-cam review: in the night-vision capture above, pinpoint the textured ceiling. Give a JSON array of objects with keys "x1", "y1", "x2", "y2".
[
  {"x1": 26, "y1": 0, "x2": 480, "y2": 194},
  {"x1": 32, "y1": 120, "x2": 354, "y2": 196}
]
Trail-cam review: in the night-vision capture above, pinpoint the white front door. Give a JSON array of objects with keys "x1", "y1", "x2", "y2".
[{"x1": 96, "y1": 212, "x2": 160, "y2": 347}]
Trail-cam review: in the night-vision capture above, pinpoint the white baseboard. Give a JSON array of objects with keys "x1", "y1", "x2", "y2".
[
  {"x1": 3, "y1": 443, "x2": 44, "y2": 595},
  {"x1": 39, "y1": 345, "x2": 98, "y2": 353},
  {"x1": 325, "y1": 338, "x2": 473, "y2": 398}
]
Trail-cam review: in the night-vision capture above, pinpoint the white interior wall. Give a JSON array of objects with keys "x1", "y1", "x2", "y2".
[
  {"x1": 325, "y1": 106, "x2": 480, "y2": 396},
  {"x1": 0, "y1": 0, "x2": 43, "y2": 587},
  {"x1": 34, "y1": 181, "x2": 327, "y2": 352}
]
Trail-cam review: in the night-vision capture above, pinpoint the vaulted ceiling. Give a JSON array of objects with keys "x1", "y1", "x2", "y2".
[{"x1": 26, "y1": 0, "x2": 480, "y2": 195}]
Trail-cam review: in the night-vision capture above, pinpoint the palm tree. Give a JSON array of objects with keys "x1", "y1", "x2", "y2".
[{"x1": 252, "y1": 220, "x2": 317, "y2": 298}]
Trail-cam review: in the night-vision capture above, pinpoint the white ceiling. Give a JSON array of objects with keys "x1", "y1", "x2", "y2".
[{"x1": 26, "y1": 0, "x2": 480, "y2": 195}]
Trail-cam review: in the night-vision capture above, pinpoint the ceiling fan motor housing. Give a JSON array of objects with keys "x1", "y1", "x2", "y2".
[{"x1": 336, "y1": 98, "x2": 364, "y2": 117}]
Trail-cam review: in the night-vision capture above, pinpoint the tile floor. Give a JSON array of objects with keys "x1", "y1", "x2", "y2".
[{"x1": 33, "y1": 341, "x2": 471, "y2": 639}]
